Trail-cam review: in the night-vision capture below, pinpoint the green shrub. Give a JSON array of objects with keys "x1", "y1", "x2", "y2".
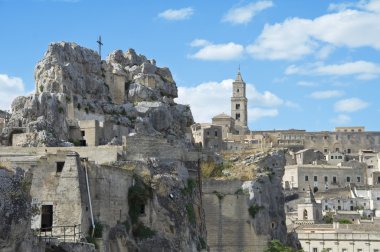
[
  {"x1": 338, "y1": 218, "x2": 352, "y2": 224},
  {"x1": 39, "y1": 85, "x2": 44, "y2": 92},
  {"x1": 248, "y1": 204, "x2": 263, "y2": 219},
  {"x1": 181, "y1": 178, "x2": 197, "y2": 195},
  {"x1": 86, "y1": 236, "x2": 98, "y2": 249},
  {"x1": 128, "y1": 182, "x2": 152, "y2": 224},
  {"x1": 58, "y1": 107, "x2": 64, "y2": 113},
  {"x1": 213, "y1": 191, "x2": 224, "y2": 200},
  {"x1": 88, "y1": 221, "x2": 103, "y2": 238},
  {"x1": 132, "y1": 222, "x2": 155, "y2": 240},
  {"x1": 65, "y1": 96, "x2": 71, "y2": 102},
  {"x1": 264, "y1": 240, "x2": 301, "y2": 252},
  {"x1": 186, "y1": 203, "x2": 196, "y2": 225}
]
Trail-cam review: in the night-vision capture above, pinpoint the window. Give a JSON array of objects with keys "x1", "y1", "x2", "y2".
[
  {"x1": 338, "y1": 206, "x2": 341, "y2": 210},
  {"x1": 331, "y1": 156, "x2": 334, "y2": 159},
  {"x1": 324, "y1": 148, "x2": 328, "y2": 153},
  {"x1": 325, "y1": 206, "x2": 328, "y2": 210},
  {"x1": 357, "y1": 249, "x2": 362, "y2": 252},
  {"x1": 214, "y1": 131, "x2": 218, "y2": 137},
  {"x1": 336, "y1": 147, "x2": 340, "y2": 152},
  {"x1": 235, "y1": 113, "x2": 240, "y2": 120},
  {"x1": 236, "y1": 104, "x2": 240, "y2": 109},
  {"x1": 350, "y1": 206, "x2": 354, "y2": 210},
  {"x1": 237, "y1": 88, "x2": 239, "y2": 93},
  {"x1": 81, "y1": 130, "x2": 85, "y2": 137},
  {"x1": 206, "y1": 131, "x2": 210, "y2": 136},
  {"x1": 305, "y1": 176, "x2": 309, "y2": 181},
  {"x1": 324, "y1": 176, "x2": 328, "y2": 182},
  {"x1": 342, "y1": 249, "x2": 347, "y2": 252},
  {"x1": 324, "y1": 136, "x2": 328, "y2": 140},
  {"x1": 378, "y1": 176, "x2": 380, "y2": 183},
  {"x1": 314, "y1": 176, "x2": 318, "y2": 182},
  {"x1": 313, "y1": 248, "x2": 318, "y2": 252},
  {"x1": 377, "y1": 197, "x2": 380, "y2": 200},
  {"x1": 336, "y1": 135, "x2": 339, "y2": 140},
  {"x1": 351, "y1": 129, "x2": 355, "y2": 132},
  {"x1": 56, "y1": 162, "x2": 65, "y2": 173},
  {"x1": 347, "y1": 149, "x2": 351, "y2": 154},
  {"x1": 333, "y1": 176, "x2": 337, "y2": 183},
  {"x1": 347, "y1": 177, "x2": 351, "y2": 182},
  {"x1": 374, "y1": 249, "x2": 379, "y2": 252},
  {"x1": 357, "y1": 177, "x2": 361, "y2": 183},
  {"x1": 338, "y1": 156, "x2": 342, "y2": 159}
]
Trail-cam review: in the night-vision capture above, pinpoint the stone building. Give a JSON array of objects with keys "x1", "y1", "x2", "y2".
[
  {"x1": 230, "y1": 70, "x2": 248, "y2": 135},
  {"x1": 191, "y1": 123, "x2": 222, "y2": 151},
  {"x1": 296, "y1": 223, "x2": 380, "y2": 252},
  {"x1": 283, "y1": 163, "x2": 366, "y2": 192},
  {"x1": 211, "y1": 113, "x2": 236, "y2": 139},
  {"x1": 296, "y1": 189, "x2": 322, "y2": 224}
]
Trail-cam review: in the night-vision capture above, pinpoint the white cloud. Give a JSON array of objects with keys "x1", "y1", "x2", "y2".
[
  {"x1": 158, "y1": 7, "x2": 194, "y2": 21},
  {"x1": 334, "y1": 98, "x2": 369, "y2": 113},
  {"x1": 176, "y1": 79, "x2": 295, "y2": 123},
  {"x1": 222, "y1": 1, "x2": 273, "y2": 25},
  {"x1": 0, "y1": 74, "x2": 26, "y2": 110},
  {"x1": 310, "y1": 90, "x2": 344, "y2": 99},
  {"x1": 189, "y1": 39, "x2": 244, "y2": 60},
  {"x1": 250, "y1": 108, "x2": 278, "y2": 121},
  {"x1": 330, "y1": 114, "x2": 352, "y2": 124},
  {"x1": 190, "y1": 39, "x2": 210, "y2": 47},
  {"x1": 285, "y1": 61, "x2": 380, "y2": 80},
  {"x1": 247, "y1": 1, "x2": 380, "y2": 60},
  {"x1": 297, "y1": 80, "x2": 317, "y2": 87}
]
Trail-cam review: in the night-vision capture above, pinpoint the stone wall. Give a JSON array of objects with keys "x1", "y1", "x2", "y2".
[
  {"x1": 202, "y1": 179, "x2": 269, "y2": 251},
  {"x1": 0, "y1": 145, "x2": 122, "y2": 164}
]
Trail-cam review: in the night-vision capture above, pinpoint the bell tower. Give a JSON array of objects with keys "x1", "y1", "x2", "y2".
[{"x1": 231, "y1": 69, "x2": 248, "y2": 131}]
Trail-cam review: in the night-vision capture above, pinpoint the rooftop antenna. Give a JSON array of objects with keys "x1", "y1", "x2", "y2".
[{"x1": 97, "y1": 35, "x2": 103, "y2": 58}]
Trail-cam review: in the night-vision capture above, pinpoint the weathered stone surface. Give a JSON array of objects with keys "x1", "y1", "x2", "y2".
[
  {"x1": 0, "y1": 167, "x2": 44, "y2": 252},
  {"x1": 1, "y1": 42, "x2": 192, "y2": 147}
]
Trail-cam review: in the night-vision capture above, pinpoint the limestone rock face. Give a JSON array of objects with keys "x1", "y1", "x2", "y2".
[
  {"x1": 1, "y1": 42, "x2": 191, "y2": 146},
  {"x1": 35, "y1": 42, "x2": 108, "y2": 99},
  {"x1": 0, "y1": 167, "x2": 44, "y2": 252}
]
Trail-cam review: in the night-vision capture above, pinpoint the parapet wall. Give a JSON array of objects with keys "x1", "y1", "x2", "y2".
[{"x1": 0, "y1": 146, "x2": 122, "y2": 164}]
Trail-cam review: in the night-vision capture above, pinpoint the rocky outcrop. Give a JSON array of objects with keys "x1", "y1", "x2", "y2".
[
  {"x1": 1, "y1": 42, "x2": 191, "y2": 146},
  {"x1": 202, "y1": 150, "x2": 288, "y2": 251}
]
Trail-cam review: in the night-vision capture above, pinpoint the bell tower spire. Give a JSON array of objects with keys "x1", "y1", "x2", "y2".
[{"x1": 231, "y1": 68, "x2": 248, "y2": 133}]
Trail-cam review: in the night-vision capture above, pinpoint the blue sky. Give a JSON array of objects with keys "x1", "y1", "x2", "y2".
[{"x1": 0, "y1": 0, "x2": 379, "y2": 131}]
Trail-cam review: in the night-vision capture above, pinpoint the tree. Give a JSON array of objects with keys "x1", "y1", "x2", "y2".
[{"x1": 264, "y1": 240, "x2": 304, "y2": 252}]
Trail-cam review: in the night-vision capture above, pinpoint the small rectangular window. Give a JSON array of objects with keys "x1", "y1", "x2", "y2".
[
  {"x1": 81, "y1": 130, "x2": 85, "y2": 137},
  {"x1": 347, "y1": 177, "x2": 351, "y2": 182},
  {"x1": 331, "y1": 156, "x2": 334, "y2": 159},
  {"x1": 324, "y1": 176, "x2": 328, "y2": 182},
  {"x1": 56, "y1": 162, "x2": 65, "y2": 173},
  {"x1": 357, "y1": 177, "x2": 361, "y2": 183},
  {"x1": 313, "y1": 248, "x2": 318, "y2": 252},
  {"x1": 324, "y1": 148, "x2": 328, "y2": 153},
  {"x1": 236, "y1": 104, "x2": 240, "y2": 109},
  {"x1": 336, "y1": 147, "x2": 340, "y2": 152},
  {"x1": 305, "y1": 176, "x2": 309, "y2": 181},
  {"x1": 333, "y1": 176, "x2": 337, "y2": 183},
  {"x1": 235, "y1": 113, "x2": 240, "y2": 120},
  {"x1": 347, "y1": 149, "x2": 351, "y2": 154},
  {"x1": 314, "y1": 176, "x2": 318, "y2": 182},
  {"x1": 214, "y1": 131, "x2": 218, "y2": 137}
]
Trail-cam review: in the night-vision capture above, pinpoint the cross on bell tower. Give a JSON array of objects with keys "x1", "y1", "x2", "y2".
[{"x1": 97, "y1": 35, "x2": 103, "y2": 58}]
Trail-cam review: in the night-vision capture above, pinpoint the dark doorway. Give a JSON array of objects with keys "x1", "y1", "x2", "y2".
[
  {"x1": 313, "y1": 187, "x2": 318, "y2": 193},
  {"x1": 8, "y1": 129, "x2": 24, "y2": 146},
  {"x1": 41, "y1": 205, "x2": 53, "y2": 231},
  {"x1": 79, "y1": 140, "x2": 87, "y2": 146},
  {"x1": 56, "y1": 162, "x2": 65, "y2": 173}
]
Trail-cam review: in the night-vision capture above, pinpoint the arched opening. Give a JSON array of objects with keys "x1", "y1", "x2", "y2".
[
  {"x1": 303, "y1": 209, "x2": 308, "y2": 220},
  {"x1": 313, "y1": 186, "x2": 319, "y2": 193}
]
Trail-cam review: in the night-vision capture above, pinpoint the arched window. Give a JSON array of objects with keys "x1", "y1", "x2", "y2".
[{"x1": 303, "y1": 209, "x2": 308, "y2": 220}]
